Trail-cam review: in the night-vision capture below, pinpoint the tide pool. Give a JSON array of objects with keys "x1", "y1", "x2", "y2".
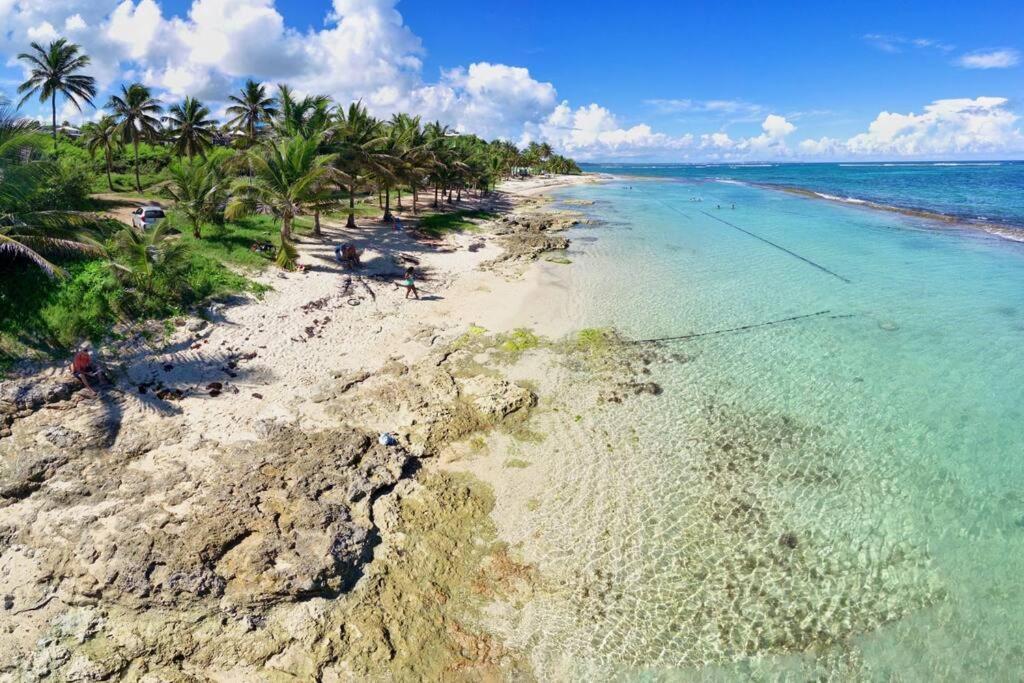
[{"x1": 493, "y1": 176, "x2": 1024, "y2": 679}]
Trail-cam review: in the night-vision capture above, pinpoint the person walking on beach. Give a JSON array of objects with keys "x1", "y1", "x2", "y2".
[{"x1": 401, "y1": 266, "x2": 419, "y2": 299}]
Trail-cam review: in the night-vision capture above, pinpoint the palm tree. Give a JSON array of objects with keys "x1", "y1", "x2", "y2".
[
  {"x1": 226, "y1": 80, "x2": 278, "y2": 145},
  {"x1": 163, "y1": 160, "x2": 224, "y2": 239},
  {"x1": 111, "y1": 222, "x2": 190, "y2": 297},
  {"x1": 0, "y1": 106, "x2": 101, "y2": 277},
  {"x1": 224, "y1": 134, "x2": 336, "y2": 266},
  {"x1": 82, "y1": 115, "x2": 120, "y2": 192},
  {"x1": 375, "y1": 117, "x2": 414, "y2": 222},
  {"x1": 424, "y1": 121, "x2": 452, "y2": 208},
  {"x1": 106, "y1": 83, "x2": 163, "y2": 193},
  {"x1": 332, "y1": 102, "x2": 386, "y2": 228},
  {"x1": 163, "y1": 96, "x2": 215, "y2": 160},
  {"x1": 16, "y1": 38, "x2": 97, "y2": 156},
  {"x1": 274, "y1": 86, "x2": 334, "y2": 235}
]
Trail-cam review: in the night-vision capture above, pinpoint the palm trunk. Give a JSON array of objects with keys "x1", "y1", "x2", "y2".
[
  {"x1": 193, "y1": 221, "x2": 202, "y2": 239},
  {"x1": 133, "y1": 138, "x2": 142, "y2": 193},
  {"x1": 313, "y1": 210, "x2": 321, "y2": 237},
  {"x1": 347, "y1": 183, "x2": 357, "y2": 228},
  {"x1": 51, "y1": 95, "x2": 58, "y2": 158},
  {"x1": 396, "y1": 188, "x2": 403, "y2": 210},
  {"x1": 433, "y1": 184, "x2": 439, "y2": 208},
  {"x1": 457, "y1": 187, "x2": 462, "y2": 202},
  {"x1": 105, "y1": 150, "x2": 114, "y2": 191},
  {"x1": 282, "y1": 214, "x2": 292, "y2": 241},
  {"x1": 412, "y1": 187, "x2": 418, "y2": 215},
  {"x1": 383, "y1": 187, "x2": 393, "y2": 222}
]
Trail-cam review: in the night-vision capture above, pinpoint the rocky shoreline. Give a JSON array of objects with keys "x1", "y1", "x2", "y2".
[{"x1": 0, "y1": 175, "x2": 608, "y2": 680}]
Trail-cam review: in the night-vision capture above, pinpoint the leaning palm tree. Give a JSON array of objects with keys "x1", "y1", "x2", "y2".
[
  {"x1": 0, "y1": 106, "x2": 102, "y2": 277},
  {"x1": 162, "y1": 96, "x2": 215, "y2": 160},
  {"x1": 162, "y1": 159, "x2": 224, "y2": 239},
  {"x1": 106, "y1": 83, "x2": 163, "y2": 193},
  {"x1": 224, "y1": 134, "x2": 336, "y2": 267},
  {"x1": 16, "y1": 38, "x2": 97, "y2": 156},
  {"x1": 226, "y1": 80, "x2": 278, "y2": 145},
  {"x1": 332, "y1": 102, "x2": 386, "y2": 228},
  {"x1": 82, "y1": 115, "x2": 120, "y2": 192}
]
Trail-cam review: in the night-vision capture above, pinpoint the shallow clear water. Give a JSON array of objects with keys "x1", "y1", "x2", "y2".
[{"x1": 497, "y1": 177, "x2": 1024, "y2": 679}]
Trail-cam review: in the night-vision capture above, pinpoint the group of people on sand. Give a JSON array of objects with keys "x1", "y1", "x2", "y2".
[{"x1": 335, "y1": 241, "x2": 418, "y2": 299}]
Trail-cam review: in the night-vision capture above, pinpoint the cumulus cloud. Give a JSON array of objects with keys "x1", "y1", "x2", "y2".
[
  {"x1": 526, "y1": 102, "x2": 693, "y2": 160},
  {"x1": 800, "y1": 98, "x2": 1024, "y2": 158},
  {"x1": 957, "y1": 49, "x2": 1020, "y2": 69},
  {"x1": 1, "y1": 1, "x2": 1022, "y2": 161}
]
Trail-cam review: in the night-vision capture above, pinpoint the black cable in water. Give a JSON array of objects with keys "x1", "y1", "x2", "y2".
[
  {"x1": 697, "y1": 210, "x2": 851, "y2": 284},
  {"x1": 631, "y1": 309, "x2": 838, "y2": 344}
]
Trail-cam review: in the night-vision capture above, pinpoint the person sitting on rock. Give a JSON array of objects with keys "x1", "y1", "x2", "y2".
[{"x1": 70, "y1": 347, "x2": 102, "y2": 394}]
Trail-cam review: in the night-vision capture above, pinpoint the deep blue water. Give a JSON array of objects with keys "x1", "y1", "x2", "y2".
[{"x1": 581, "y1": 161, "x2": 1024, "y2": 229}]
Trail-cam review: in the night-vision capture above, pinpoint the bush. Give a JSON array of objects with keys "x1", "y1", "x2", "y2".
[{"x1": 0, "y1": 260, "x2": 121, "y2": 348}]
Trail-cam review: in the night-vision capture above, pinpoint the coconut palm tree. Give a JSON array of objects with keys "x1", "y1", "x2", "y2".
[
  {"x1": 226, "y1": 80, "x2": 278, "y2": 145},
  {"x1": 111, "y1": 222, "x2": 190, "y2": 297},
  {"x1": 424, "y1": 121, "x2": 453, "y2": 208},
  {"x1": 163, "y1": 96, "x2": 215, "y2": 160},
  {"x1": 106, "y1": 83, "x2": 163, "y2": 193},
  {"x1": 332, "y1": 102, "x2": 386, "y2": 228},
  {"x1": 162, "y1": 160, "x2": 225, "y2": 239},
  {"x1": 16, "y1": 38, "x2": 96, "y2": 156},
  {"x1": 0, "y1": 106, "x2": 101, "y2": 277},
  {"x1": 82, "y1": 115, "x2": 120, "y2": 192},
  {"x1": 387, "y1": 113, "x2": 432, "y2": 214},
  {"x1": 273, "y1": 86, "x2": 335, "y2": 235},
  {"x1": 224, "y1": 134, "x2": 336, "y2": 266}
]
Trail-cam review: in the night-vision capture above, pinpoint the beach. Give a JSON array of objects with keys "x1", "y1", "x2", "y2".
[
  {"x1": 3, "y1": 167, "x2": 1024, "y2": 679},
  {"x1": 0, "y1": 173, "x2": 606, "y2": 679}
]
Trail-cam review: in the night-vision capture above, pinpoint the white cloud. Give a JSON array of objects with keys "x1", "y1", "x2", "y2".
[
  {"x1": 407, "y1": 63, "x2": 557, "y2": 140},
  {"x1": 863, "y1": 33, "x2": 954, "y2": 53},
  {"x1": 810, "y1": 97, "x2": 1024, "y2": 158},
  {"x1": 527, "y1": 101, "x2": 693, "y2": 160},
  {"x1": 957, "y1": 49, "x2": 1020, "y2": 69},
  {"x1": 2, "y1": 1, "x2": 1022, "y2": 161}
]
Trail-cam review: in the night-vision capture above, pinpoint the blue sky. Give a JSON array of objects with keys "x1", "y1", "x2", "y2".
[{"x1": 2, "y1": 0, "x2": 1022, "y2": 160}]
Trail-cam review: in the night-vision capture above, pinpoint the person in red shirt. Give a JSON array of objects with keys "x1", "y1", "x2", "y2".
[{"x1": 70, "y1": 347, "x2": 100, "y2": 394}]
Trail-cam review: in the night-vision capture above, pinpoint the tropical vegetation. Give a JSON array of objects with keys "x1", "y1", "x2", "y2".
[{"x1": 1, "y1": 36, "x2": 581, "y2": 360}]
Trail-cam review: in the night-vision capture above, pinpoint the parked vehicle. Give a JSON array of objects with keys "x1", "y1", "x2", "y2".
[{"x1": 131, "y1": 206, "x2": 166, "y2": 230}]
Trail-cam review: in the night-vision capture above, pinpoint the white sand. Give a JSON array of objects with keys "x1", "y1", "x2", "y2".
[{"x1": 102, "y1": 174, "x2": 598, "y2": 443}]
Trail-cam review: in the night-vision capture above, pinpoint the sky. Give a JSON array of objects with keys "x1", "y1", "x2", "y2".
[{"x1": 1, "y1": 0, "x2": 1022, "y2": 162}]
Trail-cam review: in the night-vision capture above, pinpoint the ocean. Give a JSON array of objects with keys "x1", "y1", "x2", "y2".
[
  {"x1": 489, "y1": 165, "x2": 1024, "y2": 678},
  {"x1": 583, "y1": 161, "x2": 1024, "y2": 232}
]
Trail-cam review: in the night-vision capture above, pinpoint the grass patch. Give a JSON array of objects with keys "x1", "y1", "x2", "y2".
[
  {"x1": 503, "y1": 459, "x2": 531, "y2": 469},
  {"x1": 0, "y1": 238, "x2": 262, "y2": 354},
  {"x1": 418, "y1": 210, "x2": 496, "y2": 237},
  {"x1": 177, "y1": 215, "x2": 307, "y2": 269}
]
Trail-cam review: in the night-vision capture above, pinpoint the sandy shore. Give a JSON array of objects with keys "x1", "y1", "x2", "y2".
[{"x1": 0, "y1": 173, "x2": 604, "y2": 679}]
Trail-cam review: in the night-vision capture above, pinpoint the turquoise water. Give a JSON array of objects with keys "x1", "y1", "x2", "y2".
[
  {"x1": 583, "y1": 161, "x2": 1024, "y2": 229},
  {"x1": 499, "y1": 176, "x2": 1024, "y2": 679}
]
